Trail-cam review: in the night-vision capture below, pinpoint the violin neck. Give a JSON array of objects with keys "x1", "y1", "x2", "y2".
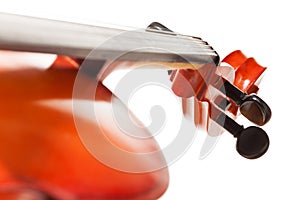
[{"x1": 0, "y1": 12, "x2": 219, "y2": 65}]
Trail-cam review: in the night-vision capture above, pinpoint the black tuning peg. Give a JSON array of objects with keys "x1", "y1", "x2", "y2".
[
  {"x1": 212, "y1": 105, "x2": 269, "y2": 159},
  {"x1": 215, "y1": 76, "x2": 271, "y2": 126},
  {"x1": 239, "y1": 95, "x2": 272, "y2": 126}
]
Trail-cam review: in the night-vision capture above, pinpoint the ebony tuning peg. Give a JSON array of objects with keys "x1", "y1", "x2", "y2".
[
  {"x1": 215, "y1": 76, "x2": 271, "y2": 126},
  {"x1": 239, "y1": 95, "x2": 272, "y2": 126},
  {"x1": 213, "y1": 106, "x2": 269, "y2": 159}
]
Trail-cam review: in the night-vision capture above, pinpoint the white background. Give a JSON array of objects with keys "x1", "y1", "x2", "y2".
[{"x1": 1, "y1": 0, "x2": 299, "y2": 199}]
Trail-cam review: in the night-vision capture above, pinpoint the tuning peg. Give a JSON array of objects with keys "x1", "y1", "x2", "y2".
[
  {"x1": 212, "y1": 105, "x2": 269, "y2": 159},
  {"x1": 215, "y1": 76, "x2": 271, "y2": 126}
]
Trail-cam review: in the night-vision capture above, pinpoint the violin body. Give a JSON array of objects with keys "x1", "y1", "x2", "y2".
[{"x1": 0, "y1": 52, "x2": 169, "y2": 199}]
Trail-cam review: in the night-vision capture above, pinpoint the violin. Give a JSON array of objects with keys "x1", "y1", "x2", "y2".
[{"x1": 0, "y1": 13, "x2": 271, "y2": 199}]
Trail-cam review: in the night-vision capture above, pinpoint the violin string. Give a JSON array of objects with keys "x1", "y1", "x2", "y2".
[{"x1": 0, "y1": 12, "x2": 218, "y2": 64}]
